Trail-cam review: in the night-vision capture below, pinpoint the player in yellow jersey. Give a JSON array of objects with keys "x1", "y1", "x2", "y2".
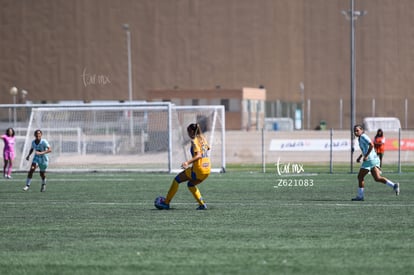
[{"x1": 157, "y1": 123, "x2": 211, "y2": 210}]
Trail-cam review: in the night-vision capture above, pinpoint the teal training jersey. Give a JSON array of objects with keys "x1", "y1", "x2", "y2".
[
  {"x1": 358, "y1": 133, "x2": 378, "y2": 161},
  {"x1": 31, "y1": 139, "x2": 50, "y2": 165}
]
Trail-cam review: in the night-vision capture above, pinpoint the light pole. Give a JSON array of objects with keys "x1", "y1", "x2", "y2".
[
  {"x1": 342, "y1": 0, "x2": 367, "y2": 173},
  {"x1": 9, "y1": 86, "x2": 18, "y2": 128},
  {"x1": 123, "y1": 24, "x2": 133, "y2": 102},
  {"x1": 21, "y1": 89, "x2": 28, "y2": 103},
  {"x1": 123, "y1": 24, "x2": 134, "y2": 145},
  {"x1": 299, "y1": 82, "x2": 305, "y2": 130}
]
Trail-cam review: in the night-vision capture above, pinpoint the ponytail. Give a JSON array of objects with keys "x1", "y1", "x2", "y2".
[{"x1": 187, "y1": 123, "x2": 203, "y2": 137}]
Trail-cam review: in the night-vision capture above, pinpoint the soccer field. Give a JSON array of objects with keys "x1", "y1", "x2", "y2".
[{"x1": 0, "y1": 171, "x2": 413, "y2": 275}]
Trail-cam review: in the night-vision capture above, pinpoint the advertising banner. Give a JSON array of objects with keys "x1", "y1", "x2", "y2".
[
  {"x1": 269, "y1": 139, "x2": 351, "y2": 151},
  {"x1": 269, "y1": 138, "x2": 414, "y2": 151}
]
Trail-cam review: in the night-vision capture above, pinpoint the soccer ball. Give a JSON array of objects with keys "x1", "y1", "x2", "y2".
[{"x1": 154, "y1": 196, "x2": 166, "y2": 210}]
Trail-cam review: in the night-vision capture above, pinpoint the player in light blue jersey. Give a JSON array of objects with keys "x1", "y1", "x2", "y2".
[
  {"x1": 352, "y1": 124, "x2": 399, "y2": 201},
  {"x1": 23, "y1": 130, "x2": 52, "y2": 192}
]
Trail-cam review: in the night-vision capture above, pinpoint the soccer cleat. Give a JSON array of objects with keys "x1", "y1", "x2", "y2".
[
  {"x1": 23, "y1": 185, "x2": 30, "y2": 191},
  {"x1": 40, "y1": 184, "x2": 46, "y2": 192},
  {"x1": 393, "y1": 183, "x2": 400, "y2": 196},
  {"x1": 351, "y1": 196, "x2": 364, "y2": 201},
  {"x1": 157, "y1": 202, "x2": 170, "y2": 210},
  {"x1": 196, "y1": 204, "x2": 207, "y2": 210},
  {"x1": 6, "y1": 175, "x2": 12, "y2": 179}
]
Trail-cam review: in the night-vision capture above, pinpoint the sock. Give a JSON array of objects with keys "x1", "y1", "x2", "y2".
[
  {"x1": 7, "y1": 163, "x2": 12, "y2": 176},
  {"x1": 188, "y1": 185, "x2": 205, "y2": 205},
  {"x1": 165, "y1": 180, "x2": 179, "y2": 204},
  {"x1": 385, "y1": 180, "x2": 395, "y2": 188},
  {"x1": 26, "y1": 178, "x2": 32, "y2": 186},
  {"x1": 42, "y1": 178, "x2": 47, "y2": 185},
  {"x1": 358, "y1": 187, "x2": 364, "y2": 198}
]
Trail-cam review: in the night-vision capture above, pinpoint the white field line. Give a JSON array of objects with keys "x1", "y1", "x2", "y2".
[
  {"x1": 0, "y1": 201, "x2": 412, "y2": 208},
  {"x1": 3, "y1": 178, "x2": 137, "y2": 182}
]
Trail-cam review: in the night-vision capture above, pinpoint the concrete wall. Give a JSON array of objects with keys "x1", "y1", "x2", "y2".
[{"x1": 1, "y1": 0, "x2": 414, "y2": 129}]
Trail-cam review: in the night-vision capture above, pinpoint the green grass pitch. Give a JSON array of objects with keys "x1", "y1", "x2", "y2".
[{"x1": 0, "y1": 170, "x2": 413, "y2": 275}]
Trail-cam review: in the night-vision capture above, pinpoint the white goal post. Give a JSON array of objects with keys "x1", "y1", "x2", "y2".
[{"x1": 19, "y1": 103, "x2": 226, "y2": 173}]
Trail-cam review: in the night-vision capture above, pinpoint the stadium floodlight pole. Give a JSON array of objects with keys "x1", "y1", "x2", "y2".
[
  {"x1": 342, "y1": 0, "x2": 367, "y2": 173},
  {"x1": 10, "y1": 86, "x2": 18, "y2": 128},
  {"x1": 123, "y1": 23, "x2": 134, "y2": 145},
  {"x1": 123, "y1": 23, "x2": 133, "y2": 102},
  {"x1": 21, "y1": 89, "x2": 28, "y2": 103},
  {"x1": 299, "y1": 82, "x2": 305, "y2": 130}
]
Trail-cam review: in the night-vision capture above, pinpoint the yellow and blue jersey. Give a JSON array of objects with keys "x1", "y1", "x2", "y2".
[{"x1": 191, "y1": 136, "x2": 211, "y2": 175}]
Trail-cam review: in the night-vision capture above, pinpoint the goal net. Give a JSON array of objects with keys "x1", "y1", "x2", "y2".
[
  {"x1": 19, "y1": 103, "x2": 226, "y2": 173},
  {"x1": 363, "y1": 117, "x2": 401, "y2": 132}
]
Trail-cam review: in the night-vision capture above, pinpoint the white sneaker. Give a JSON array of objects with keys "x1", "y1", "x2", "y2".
[
  {"x1": 394, "y1": 183, "x2": 400, "y2": 196},
  {"x1": 23, "y1": 186, "x2": 29, "y2": 191}
]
